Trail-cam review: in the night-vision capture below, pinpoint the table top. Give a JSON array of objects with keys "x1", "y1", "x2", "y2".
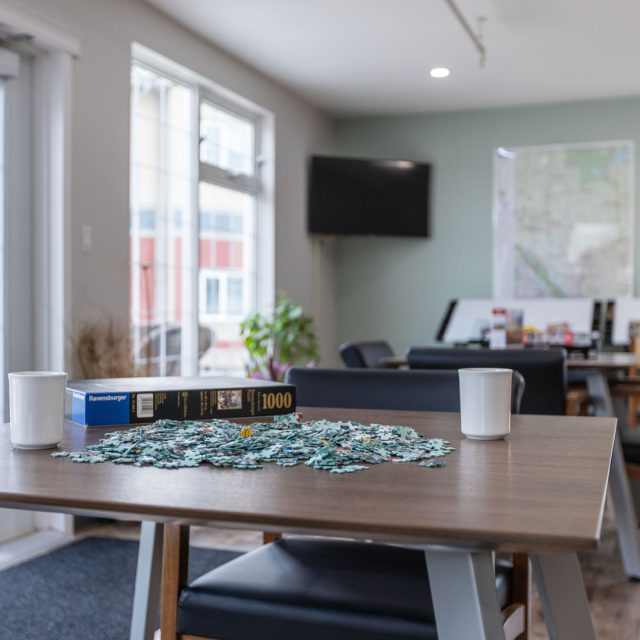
[
  {"x1": 0, "y1": 408, "x2": 615, "y2": 553},
  {"x1": 567, "y1": 352, "x2": 638, "y2": 369}
]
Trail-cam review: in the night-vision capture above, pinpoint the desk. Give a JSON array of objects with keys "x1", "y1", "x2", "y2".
[
  {"x1": 0, "y1": 410, "x2": 614, "y2": 639},
  {"x1": 564, "y1": 353, "x2": 638, "y2": 417},
  {"x1": 380, "y1": 355, "x2": 409, "y2": 368},
  {"x1": 381, "y1": 352, "x2": 639, "y2": 372}
]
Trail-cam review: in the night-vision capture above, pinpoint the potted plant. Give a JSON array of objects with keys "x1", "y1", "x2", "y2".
[
  {"x1": 240, "y1": 294, "x2": 318, "y2": 381},
  {"x1": 71, "y1": 317, "x2": 139, "y2": 379}
]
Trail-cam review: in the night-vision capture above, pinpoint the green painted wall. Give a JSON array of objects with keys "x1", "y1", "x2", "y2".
[{"x1": 336, "y1": 96, "x2": 640, "y2": 354}]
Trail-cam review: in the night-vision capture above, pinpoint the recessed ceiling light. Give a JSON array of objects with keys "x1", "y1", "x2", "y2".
[{"x1": 430, "y1": 67, "x2": 451, "y2": 79}]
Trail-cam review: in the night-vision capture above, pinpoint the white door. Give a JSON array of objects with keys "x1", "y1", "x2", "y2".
[{"x1": 0, "y1": 49, "x2": 37, "y2": 544}]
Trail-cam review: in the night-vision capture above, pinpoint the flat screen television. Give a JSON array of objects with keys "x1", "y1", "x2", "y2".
[{"x1": 308, "y1": 155, "x2": 430, "y2": 237}]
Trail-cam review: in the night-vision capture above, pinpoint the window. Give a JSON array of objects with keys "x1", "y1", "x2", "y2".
[
  {"x1": 130, "y1": 53, "x2": 267, "y2": 377},
  {"x1": 228, "y1": 277, "x2": 244, "y2": 315},
  {"x1": 130, "y1": 64, "x2": 190, "y2": 376},
  {"x1": 204, "y1": 276, "x2": 220, "y2": 315},
  {"x1": 199, "y1": 271, "x2": 245, "y2": 319},
  {"x1": 200, "y1": 102, "x2": 254, "y2": 176}
]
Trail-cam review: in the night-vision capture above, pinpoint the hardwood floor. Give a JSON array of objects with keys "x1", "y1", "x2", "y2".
[{"x1": 91, "y1": 503, "x2": 640, "y2": 640}]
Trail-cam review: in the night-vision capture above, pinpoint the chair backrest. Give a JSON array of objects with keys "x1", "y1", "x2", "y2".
[
  {"x1": 339, "y1": 340, "x2": 395, "y2": 368},
  {"x1": 285, "y1": 367, "x2": 525, "y2": 414},
  {"x1": 137, "y1": 325, "x2": 215, "y2": 375},
  {"x1": 406, "y1": 347, "x2": 566, "y2": 415}
]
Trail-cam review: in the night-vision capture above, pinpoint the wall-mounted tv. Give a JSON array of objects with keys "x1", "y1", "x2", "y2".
[{"x1": 308, "y1": 155, "x2": 430, "y2": 237}]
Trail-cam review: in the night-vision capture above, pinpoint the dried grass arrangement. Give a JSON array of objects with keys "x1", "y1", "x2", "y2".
[{"x1": 73, "y1": 318, "x2": 139, "y2": 379}]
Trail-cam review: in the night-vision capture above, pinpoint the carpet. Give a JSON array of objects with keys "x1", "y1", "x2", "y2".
[{"x1": 0, "y1": 536, "x2": 242, "y2": 640}]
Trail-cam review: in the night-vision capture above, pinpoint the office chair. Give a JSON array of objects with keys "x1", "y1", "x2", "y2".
[
  {"x1": 407, "y1": 347, "x2": 567, "y2": 415},
  {"x1": 286, "y1": 366, "x2": 524, "y2": 414},
  {"x1": 161, "y1": 368, "x2": 528, "y2": 640},
  {"x1": 339, "y1": 340, "x2": 395, "y2": 368}
]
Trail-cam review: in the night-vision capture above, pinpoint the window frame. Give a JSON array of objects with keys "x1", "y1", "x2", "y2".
[
  {"x1": 199, "y1": 91, "x2": 261, "y2": 195},
  {"x1": 130, "y1": 45, "x2": 274, "y2": 377}
]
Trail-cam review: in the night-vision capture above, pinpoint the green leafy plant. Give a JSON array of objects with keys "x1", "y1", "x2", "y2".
[{"x1": 240, "y1": 294, "x2": 319, "y2": 381}]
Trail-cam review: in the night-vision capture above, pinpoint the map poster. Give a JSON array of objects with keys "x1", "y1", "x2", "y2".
[{"x1": 492, "y1": 140, "x2": 634, "y2": 298}]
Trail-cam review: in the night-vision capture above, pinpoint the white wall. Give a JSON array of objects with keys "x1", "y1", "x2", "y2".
[{"x1": 14, "y1": 0, "x2": 339, "y2": 369}]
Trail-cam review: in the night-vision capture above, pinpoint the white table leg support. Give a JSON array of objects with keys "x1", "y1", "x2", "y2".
[
  {"x1": 531, "y1": 553, "x2": 596, "y2": 640},
  {"x1": 584, "y1": 369, "x2": 615, "y2": 417},
  {"x1": 129, "y1": 521, "x2": 164, "y2": 640},
  {"x1": 609, "y1": 431, "x2": 640, "y2": 578},
  {"x1": 425, "y1": 548, "x2": 505, "y2": 640},
  {"x1": 585, "y1": 369, "x2": 640, "y2": 578}
]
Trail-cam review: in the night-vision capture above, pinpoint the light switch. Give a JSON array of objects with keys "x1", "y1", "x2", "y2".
[{"x1": 81, "y1": 225, "x2": 92, "y2": 254}]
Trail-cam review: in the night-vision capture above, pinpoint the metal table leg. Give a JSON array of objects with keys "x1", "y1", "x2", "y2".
[
  {"x1": 609, "y1": 431, "x2": 640, "y2": 577},
  {"x1": 531, "y1": 553, "x2": 595, "y2": 640},
  {"x1": 130, "y1": 522, "x2": 164, "y2": 640},
  {"x1": 584, "y1": 369, "x2": 640, "y2": 578},
  {"x1": 584, "y1": 369, "x2": 615, "y2": 416},
  {"x1": 425, "y1": 548, "x2": 505, "y2": 640}
]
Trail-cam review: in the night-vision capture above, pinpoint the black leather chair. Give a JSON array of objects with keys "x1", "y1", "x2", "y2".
[
  {"x1": 286, "y1": 366, "x2": 525, "y2": 414},
  {"x1": 407, "y1": 347, "x2": 567, "y2": 415},
  {"x1": 164, "y1": 368, "x2": 528, "y2": 640},
  {"x1": 176, "y1": 538, "x2": 515, "y2": 640},
  {"x1": 339, "y1": 340, "x2": 395, "y2": 368}
]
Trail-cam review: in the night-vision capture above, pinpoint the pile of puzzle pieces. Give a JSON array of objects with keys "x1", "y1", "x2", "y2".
[{"x1": 51, "y1": 412, "x2": 454, "y2": 473}]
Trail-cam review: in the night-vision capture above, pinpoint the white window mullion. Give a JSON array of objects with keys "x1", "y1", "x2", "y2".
[
  {"x1": 246, "y1": 198, "x2": 257, "y2": 317},
  {"x1": 220, "y1": 272, "x2": 229, "y2": 317},
  {"x1": 249, "y1": 110, "x2": 260, "y2": 317},
  {"x1": 156, "y1": 83, "x2": 169, "y2": 376},
  {"x1": 129, "y1": 73, "x2": 142, "y2": 364},
  {"x1": 255, "y1": 112, "x2": 275, "y2": 317},
  {"x1": 181, "y1": 85, "x2": 200, "y2": 377}
]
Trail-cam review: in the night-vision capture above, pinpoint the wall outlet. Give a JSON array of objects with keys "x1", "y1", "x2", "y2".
[{"x1": 81, "y1": 225, "x2": 92, "y2": 254}]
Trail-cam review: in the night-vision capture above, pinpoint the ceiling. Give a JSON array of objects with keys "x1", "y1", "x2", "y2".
[{"x1": 145, "y1": 0, "x2": 640, "y2": 116}]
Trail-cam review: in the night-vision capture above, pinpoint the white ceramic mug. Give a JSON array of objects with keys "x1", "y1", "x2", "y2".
[
  {"x1": 9, "y1": 371, "x2": 67, "y2": 449},
  {"x1": 458, "y1": 368, "x2": 512, "y2": 440}
]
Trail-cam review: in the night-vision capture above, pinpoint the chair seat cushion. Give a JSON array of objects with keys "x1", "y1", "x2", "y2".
[{"x1": 178, "y1": 538, "x2": 512, "y2": 640}]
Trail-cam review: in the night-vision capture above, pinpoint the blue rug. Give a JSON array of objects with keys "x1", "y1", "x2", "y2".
[{"x1": 0, "y1": 536, "x2": 241, "y2": 640}]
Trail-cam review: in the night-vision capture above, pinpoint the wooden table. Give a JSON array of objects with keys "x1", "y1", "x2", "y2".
[
  {"x1": 381, "y1": 352, "x2": 640, "y2": 579},
  {"x1": 0, "y1": 409, "x2": 616, "y2": 640}
]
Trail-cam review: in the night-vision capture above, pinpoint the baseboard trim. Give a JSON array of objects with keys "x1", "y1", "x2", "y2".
[{"x1": 0, "y1": 529, "x2": 74, "y2": 571}]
